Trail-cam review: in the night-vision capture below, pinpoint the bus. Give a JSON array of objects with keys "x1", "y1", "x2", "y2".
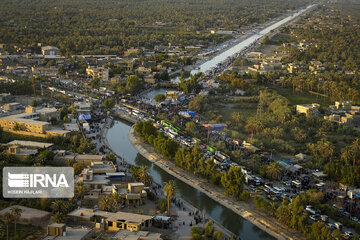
[
  {"x1": 206, "y1": 144, "x2": 217, "y2": 153},
  {"x1": 171, "y1": 125, "x2": 181, "y2": 133},
  {"x1": 161, "y1": 120, "x2": 171, "y2": 127}
]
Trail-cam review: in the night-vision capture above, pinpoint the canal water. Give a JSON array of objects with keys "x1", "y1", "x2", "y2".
[
  {"x1": 107, "y1": 120, "x2": 275, "y2": 240},
  {"x1": 190, "y1": 4, "x2": 316, "y2": 75}
]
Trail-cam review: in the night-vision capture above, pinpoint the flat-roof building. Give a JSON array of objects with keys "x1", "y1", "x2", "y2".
[{"x1": 68, "y1": 208, "x2": 153, "y2": 232}]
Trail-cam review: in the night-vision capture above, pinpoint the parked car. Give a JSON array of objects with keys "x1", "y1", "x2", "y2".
[{"x1": 334, "y1": 222, "x2": 343, "y2": 230}]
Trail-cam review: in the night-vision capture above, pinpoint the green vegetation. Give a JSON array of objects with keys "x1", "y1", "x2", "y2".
[
  {"x1": 253, "y1": 191, "x2": 346, "y2": 240},
  {"x1": 178, "y1": 73, "x2": 203, "y2": 94},
  {"x1": 191, "y1": 222, "x2": 224, "y2": 240},
  {"x1": 135, "y1": 121, "x2": 245, "y2": 197},
  {"x1": 154, "y1": 94, "x2": 166, "y2": 103},
  {"x1": 135, "y1": 121, "x2": 179, "y2": 159},
  {"x1": 117, "y1": 75, "x2": 145, "y2": 94},
  {"x1": 0, "y1": 0, "x2": 310, "y2": 56},
  {"x1": 163, "y1": 180, "x2": 176, "y2": 216},
  {"x1": 103, "y1": 97, "x2": 115, "y2": 109},
  {"x1": 130, "y1": 166, "x2": 152, "y2": 186}
]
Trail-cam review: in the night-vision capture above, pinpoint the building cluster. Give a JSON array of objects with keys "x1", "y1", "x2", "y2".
[
  {"x1": 296, "y1": 101, "x2": 360, "y2": 127},
  {"x1": 0, "y1": 42, "x2": 197, "y2": 87},
  {"x1": 0, "y1": 104, "x2": 70, "y2": 137}
]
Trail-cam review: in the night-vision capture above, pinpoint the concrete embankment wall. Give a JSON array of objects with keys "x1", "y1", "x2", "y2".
[
  {"x1": 113, "y1": 112, "x2": 138, "y2": 124},
  {"x1": 128, "y1": 126, "x2": 303, "y2": 240}
]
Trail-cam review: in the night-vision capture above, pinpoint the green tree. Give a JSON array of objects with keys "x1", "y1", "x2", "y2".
[
  {"x1": 103, "y1": 98, "x2": 115, "y2": 109},
  {"x1": 90, "y1": 78, "x2": 100, "y2": 89},
  {"x1": 75, "y1": 182, "x2": 85, "y2": 205},
  {"x1": 213, "y1": 230, "x2": 224, "y2": 240},
  {"x1": 106, "y1": 154, "x2": 116, "y2": 163},
  {"x1": 138, "y1": 166, "x2": 152, "y2": 186},
  {"x1": 99, "y1": 195, "x2": 115, "y2": 212},
  {"x1": 35, "y1": 150, "x2": 54, "y2": 165},
  {"x1": 154, "y1": 94, "x2": 166, "y2": 102},
  {"x1": 204, "y1": 221, "x2": 214, "y2": 237},
  {"x1": 185, "y1": 121, "x2": 196, "y2": 133},
  {"x1": 125, "y1": 75, "x2": 144, "y2": 94},
  {"x1": 156, "y1": 198, "x2": 167, "y2": 213},
  {"x1": 163, "y1": 180, "x2": 176, "y2": 216},
  {"x1": 2, "y1": 213, "x2": 12, "y2": 240},
  {"x1": 51, "y1": 212, "x2": 66, "y2": 223},
  {"x1": 266, "y1": 162, "x2": 282, "y2": 180},
  {"x1": 11, "y1": 207, "x2": 22, "y2": 240},
  {"x1": 221, "y1": 166, "x2": 244, "y2": 199}
]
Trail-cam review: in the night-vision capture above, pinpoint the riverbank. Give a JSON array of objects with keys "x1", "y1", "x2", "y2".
[
  {"x1": 100, "y1": 118, "x2": 234, "y2": 239},
  {"x1": 128, "y1": 126, "x2": 306, "y2": 240}
]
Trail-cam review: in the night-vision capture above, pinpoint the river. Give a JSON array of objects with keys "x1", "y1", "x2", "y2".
[
  {"x1": 107, "y1": 120, "x2": 275, "y2": 240},
  {"x1": 106, "y1": 5, "x2": 317, "y2": 238}
]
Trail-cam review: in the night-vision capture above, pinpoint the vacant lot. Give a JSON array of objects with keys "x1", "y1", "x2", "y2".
[{"x1": 269, "y1": 86, "x2": 331, "y2": 107}]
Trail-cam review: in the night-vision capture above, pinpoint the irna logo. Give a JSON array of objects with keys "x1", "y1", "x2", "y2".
[
  {"x1": 3, "y1": 167, "x2": 74, "y2": 198},
  {"x1": 8, "y1": 172, "x2": 69, "y2": 188}
]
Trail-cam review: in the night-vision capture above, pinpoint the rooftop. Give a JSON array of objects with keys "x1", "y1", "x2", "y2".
[
  {"x1": 0, "y1": 205, "x2": 50, "y2": 220},
  {"x1": 1, "y1": 113, "x2": 50, "y2": 125},
  {"x1": 112, "y1": 230, "x2": 162, "y2": 240},
  {"x1": 75, "y1": 154, "x2": 104, "y2": 161},
  {"x1": 68, "y1": 208, "x2": 153, "y2": 225},
  {"x1": 7, "y1": 140, "x2": 53, "y2": 148}
]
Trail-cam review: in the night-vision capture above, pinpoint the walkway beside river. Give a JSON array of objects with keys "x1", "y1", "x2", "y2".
[{"x1": 128, "y1": 126, "x2": 306, "y2": 240}]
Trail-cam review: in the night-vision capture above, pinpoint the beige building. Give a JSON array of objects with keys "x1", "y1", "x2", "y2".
[
  {"x1": 296, "y1": 103, "x2": 320, "y2": 116},
  {"x1": 68, "y1": 208, "x2": 153, "y2": 232},
  {"x1": 86, "y1": 66, "x2": 109, "y2": 81},
  {"x1": 0, "y1": 107, "x2": 62, "y2": 136},
  {"x1": 0, "y1": 114, "x2": 51, "y2": 134},
  {"x1": 124, "y1": 48, "x2": 141, "y2": 57},
  {"x1": 3, "y1": 102, "x2": 21, "y2": 111}
]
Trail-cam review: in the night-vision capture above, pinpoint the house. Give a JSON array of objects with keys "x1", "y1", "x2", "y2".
[
  {"x1": 68, "y1": 208, "x2": 153, "y2": 232},
  {"x1": 6, "y1": 140, "x2": 53, "y2": 149},
  {"x1": 74, "y1": 154, "x2": 104, "y2": 165},
  {"x1": 42, "y1": 46, "x2": 59, "y2": 56},
  {"x1": 296, "y1": 103, "x2": 320, "y2": 116},
  {"x1": 74, "y1": 102, "x2": 92, "y2": 114},
  {"x1": 79, "y1": 167, "x2": 110, "y2": 190},
  {"x1": 335, "y1": 101, "x2": 352, "y2": 111},
  {"x1": 86, "y1": 66, "x2": 109, "y2": 81},
  {"x1": 89, "y1": 161, "x2": 116, "y2": 174},
  {"x1": 112, "y1": 183, "x2": 147, "y2": 206},
  {"x1": 0, "y1": 113, "x2": 51, "y2": 134},
  {"x1": 0, "y1": 93, "x2": 12, "y2": 103},
  {"x1": 32, "y1": 66, "x2": 59, "y2": 77},
  {"x1": 144, "y1": 75, "x2": 157, "y2": 84},
  {"x1": 124, "y1": 48, "x2": 141, "y2": 57},
  {"x1": 0, "y1": 106, "x2": 62, "y2": 136},
  {"x1": 44, "y1": 223, "x2": 94, "y2": 240},
  {"x1": 3, "y1": 102, "x2": 22, "y2": 111}
]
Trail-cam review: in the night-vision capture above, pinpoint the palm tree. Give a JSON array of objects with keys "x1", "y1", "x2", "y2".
[
  {"x1": 51, "y1": 200, "x2": 65, "y2": 214},
  {"x1": 139, "y1": 166, "x2": 152, "y2": 186},
  {"x1": 98, "y1": 196, "x2": 114, "y2": 212},
  {"x1": 51, "y1": 212, "x2": 66, "y2": 224},
  {"x1": 111, "y1": 192, "x2": 123, "y2": 210},
  {"x1": 3, "y1": 212, "x2": 12, "y2": 240},
  {"x1": 269, "y1": 202, "x2": 278, "y2": 217},
  {"x1": 163, "y1": 180, "x2": 176, "y2": 216},
  {"x1": 11, "y1": 207, "x2": 22, "y2": 240},
  {"x1": 75, "y1": 182, "x2": 85, "y2": 205},
  {"x1": 267, "y1": 162, "x2": 282, "y2": 180}
]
